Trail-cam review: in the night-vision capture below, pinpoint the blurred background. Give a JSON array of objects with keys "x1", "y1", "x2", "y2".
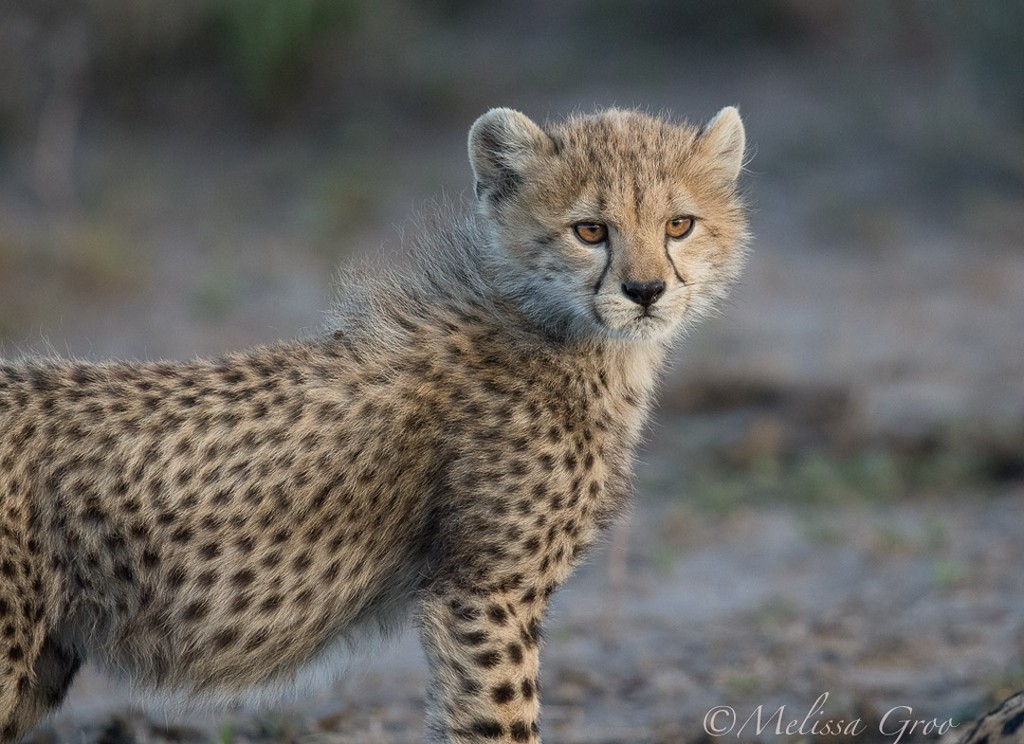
[{"x1": 3, "y1": 1, "x2": 1023, "y2": 742}]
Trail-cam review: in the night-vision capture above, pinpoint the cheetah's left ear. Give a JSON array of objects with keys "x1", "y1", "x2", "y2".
[
  {"x1": 696, "y1": 106, "x2": 746, "y2": 183},
  {"x1": 468, "y1": 108, "x2": 554, "y2": 203}
]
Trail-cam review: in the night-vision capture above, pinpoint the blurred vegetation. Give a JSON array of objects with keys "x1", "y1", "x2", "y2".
[
  {"x1": 206, "y1": 0, "x2": 362, "y2": 107},
  {"x1": 1, "y1": 0, "x2": 1022, "y2": 131},
  {"x1": 645, "y1": 391, "x2": 1024, "y2": 514}
]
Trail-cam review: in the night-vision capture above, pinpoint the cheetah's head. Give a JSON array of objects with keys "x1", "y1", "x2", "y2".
[{"x1": 469, "y1": 107, "x2": 748, "y2": 343}]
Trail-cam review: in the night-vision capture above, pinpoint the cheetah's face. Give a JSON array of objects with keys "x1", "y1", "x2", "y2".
[{"x1": 469, "y1": 107, "x2": 748, "y2": 342}]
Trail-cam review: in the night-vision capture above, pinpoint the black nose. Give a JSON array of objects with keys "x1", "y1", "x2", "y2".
[{"x1": 621, "y1": 280, "x2": 666, "y2": 307}]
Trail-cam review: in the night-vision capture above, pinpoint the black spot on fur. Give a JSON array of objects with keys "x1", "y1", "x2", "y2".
[
  {"x1": 166, "y1": 565, "x2": 188, "y2": 588},
  {"x1": 1005, "y1": 708, "x2": 1024, "y2": 736},
  {"x1": 522, "y1": 617, "x2": 542, "y2": 648},
  {"x1": 448, "y1": 600, "x2": 477, "y2": 621},
  {"x1": 211, "y1": 628, "x2": 238, "y2": 651},
  {"x1": 196, "y1": 569, "x2": 218, "y2": 588},
  {"x1": 242, "y1": 630, "x2": 270, "y2": 650},
  {"x1": 507, "y1": 642, "x2": 524, "y2": 664},
  {"x1": 292, "y1": 552, "x2": 312, "y2": 572},
  {"x1": 457, "y1": 630, "x2": 488, "y2": 646},
  {"x1": 231, "y1": 569, "x2": 255, "y2": 587},
  {"x1": 321, "y1": 560, "x2": 341, "y2": 582},
  {"x1": 468, "y1": 719, "x2": 504, "y2": 739},
  {"x1": 473, "y1": 650, "x2": 501, "y2": 668},
  {"x1": 182, "y1": 600, "x2": 209, "y2": 621},
  {"x1": 486, "y1": 604, "x2": 508, "y2": 625},
  {"x1": 510, "y1": 720, "x2": 532, "y2": 742},
  {"x1": 259, "y1": 595, "x2": 282, "y2": 613},
  {"x1": 491, "y1": 682, "x2": 516, "y2": 704}
]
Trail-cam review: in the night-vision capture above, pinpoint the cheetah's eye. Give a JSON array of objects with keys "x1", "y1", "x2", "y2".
[
  {"x1": 666, "y1": 216, "x2": 696, "y2": 240},
  {"x1": 572, "y1": 222, "x2": 608, "y2": 245}
]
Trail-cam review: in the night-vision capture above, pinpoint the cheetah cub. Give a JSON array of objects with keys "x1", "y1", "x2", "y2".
[{"x1": 0, "y1": 106, "x2": 748, "y2": 742}]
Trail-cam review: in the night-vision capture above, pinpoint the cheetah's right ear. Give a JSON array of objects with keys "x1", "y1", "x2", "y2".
[{"x1": 468, "y1": 108, "x2": 553, "y2": 203}]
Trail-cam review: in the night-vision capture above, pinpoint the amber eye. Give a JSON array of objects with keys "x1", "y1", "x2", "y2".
[
  {"x1": 572, "y1": 222, "x2": 608, "y2": 245},
  {"x1": 666, "y1": 216, "x2": 696, "y2": 239}
]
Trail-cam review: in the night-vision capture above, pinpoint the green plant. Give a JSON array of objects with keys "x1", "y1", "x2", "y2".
[{"x1": 206, "y1": 0, "x2": 362, "y2": 107}]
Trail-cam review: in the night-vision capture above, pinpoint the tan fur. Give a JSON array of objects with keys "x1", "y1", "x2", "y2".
[{"x1": 0, "y1": 107, "x2": 748, "y2": 743}]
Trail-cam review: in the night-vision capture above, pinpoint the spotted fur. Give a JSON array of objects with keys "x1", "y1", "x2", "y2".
[
  {"x1": 959, "y1": 692, "x2": 1024, "y2": 744},
  {"x1": 0, "y1": 106, "x2": 748, "y2": 743}
]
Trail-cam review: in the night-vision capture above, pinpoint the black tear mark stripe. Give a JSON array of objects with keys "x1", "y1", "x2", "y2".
[
  {"x1": 593, "y1": 237, "x2": 613, "y2": 294},
  {"x1": 632, "y1": 174, "x2": 643, "y2": 222},
  {"x1": 663, "y1": 236, "x2": 685, "y2": 284}
]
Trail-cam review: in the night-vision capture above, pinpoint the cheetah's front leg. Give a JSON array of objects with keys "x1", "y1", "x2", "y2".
[{"x1": 419, "y1": 588, "x2": 543, "y2": 743}]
